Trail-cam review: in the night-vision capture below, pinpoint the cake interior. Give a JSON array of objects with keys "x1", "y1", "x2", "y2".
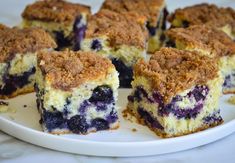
[
  {"x1": 81, "y1": 37, "x2": 146, "y2": 88},
  {"x1": 127, "y1": 76, "x2": 223, "y2": 138},
  {"x1": 35, "y1": 67, "x2": 119, "y2": 134},
  {"x1": 165, "y1": 37, "x2": 235, "y2": 94},
  {"x1": 21, "y1": 13, "x2": 88, "y2": 50},
  {"x1": 0, "y1": 53, "x2": 36, "y2": 98},
  {"x1": 147, "y1": 7, "x2": 168, "y2": 53}
]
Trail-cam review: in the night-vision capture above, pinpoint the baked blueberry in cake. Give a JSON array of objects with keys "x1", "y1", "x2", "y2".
[
  {"x1": 127, "y1": 48, "x2": 223, "y2": 138},
  {"x1": 165, "y1": 25, "x2": 235, "y2": 94},
  {"x1": 0, "y1": 24, "x2": 56, "y2": 99},
  {"x1": 35, "y1": 50, "x2": 119, "y2": 134},
  {"x1": 101, "y1": 0, "x2": 168, "y2": 53},
  {"x1": 168, "y1": 3, "x2": 235, "y2": 40},
  {"x1": 80, "y1": 9, "x2": 147, "y2": 88},
  {"x1": 21, "y1": 0, "x2": 91, "y2": 50}
]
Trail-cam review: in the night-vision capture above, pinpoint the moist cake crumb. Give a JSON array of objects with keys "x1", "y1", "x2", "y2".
[
  {"x1": 134, "y1": 48, "x2": 218, "y2": 102},
  {"x1": 38, "y1": 50, "x2": 115, "y2": 91},
  {"x1": 165, "y1": 25, "x2": 235, "y2": 57},
  {"x1": 22, "y1": 0, "x2": 91, "y2": 25},
  {"x1": 0, "y1": 26, "x2": 56, "y2": 63}
]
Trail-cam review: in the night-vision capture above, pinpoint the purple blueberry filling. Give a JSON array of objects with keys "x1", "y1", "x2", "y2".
[
  {"x1": 128, "y1": 85, "x2": 209, "y2": 119},
  {"x1": 53, "y1": 31, "x2": 72, "y2": 51},
  {"x1": 182, "y1": 20, "x2": 190, "y2": 28},
  {"x1": 223, "y1": 72, "x2": 235, "y2": 89},
  {"x1": 67, "y1": 115, "x2": 89, "y2": 134},
  {"x1": 89, "y1": 85, "x2": 113, "y2": 104},
  {"x1": 165, "y1": 39, "x2": 176, "y2": 48},
  {"x1": 91, "y1": 39, "x2": 102, "y2": 51},
  {"x1": 73, "y1": 16, "x2": 87, "y2": 51},
  {"x1": 111, "y1": 58, "x2": 133, "y2": 88},
  {"x1": 203, "y1": 111, "x2": 223, "y2": 124},
  {"x1": 137, "y1": 107, "x2": 164, "y2": 130},
  {"x1": 146, "y1": 8, "x2": 168, "y2": 36},
  {"x1": 0, "y1": 67, "x2": 35, "y2": 96},
  {"x1": 35, "y1": 85, "x2": 118, "y2": 133}
]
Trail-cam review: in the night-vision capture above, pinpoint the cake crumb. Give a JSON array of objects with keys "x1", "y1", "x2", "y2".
[
  {"x1": 228, "y1": 96, "x2": 235, "y2": 105},
  {"x1": 132, "y1": 128, "x2": 137, "y2": 132},
  {"x1": 23, "y1": 104, "x2": 27, "y2": 108},
  {"x1": 0, "y1": 101, "x2": 9, "y2": 113}
]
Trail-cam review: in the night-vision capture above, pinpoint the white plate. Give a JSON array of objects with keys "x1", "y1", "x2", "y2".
[
  {"x1": 0, "y1": 89, "x2": 235, "y2": 157},
  {"x1": 1, "y1": 0, "x2": 235, "y2": 158}
]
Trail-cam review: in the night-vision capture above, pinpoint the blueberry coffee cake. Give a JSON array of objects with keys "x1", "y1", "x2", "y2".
[
  {"x1": 35, "y1": 50, "x2": 119, "y2": 134},
  {"x1": 21, "y1": 0, "x2": 91, "y2": 50},
  {"x1": 0, "y1": 24, "x2": 56, "y2": 99},
  {"x1": 101, "y1": 0, "x2": 168, "y2": 53},
  {"x1": 168, "y1": 3, "x2": 235, "y2": 40},
  {"x1": 127, "y1": 48, "x2": 223, "y2": 138},
  {"x1": 81, "y1": 9, "x2": 147, "y2": 88},
  {"x1": 165, "y1": 25, "x2": 235, "y2": 94}
]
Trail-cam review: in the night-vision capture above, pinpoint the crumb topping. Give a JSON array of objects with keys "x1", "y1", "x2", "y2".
[
  {"x1": 38, "y1": 50, "x2": 115, "y2": 91},
  {"x1": 85, "y1": 9, "x2": 147, "y2": 49},
  {"x1": 0, "y1": 24, "x2": 8, "y2": 30},
  {"x1": 134, "y1": 48, "x2": 218, "y2": 102},
  {"x1": 166, "y1": 25, "x2": 235, "y2": 57},
  {"x1": 22, "y1": 0, "x2": 91, "y2": 24},
  {"x1": 0, "y1": 26, "x2": 56, "y2": 63},
  {"x1": 101, "y1": 0, "x2": 165, "y2": 26},
  {"x1": 168, "y1": 3, "x2": 235, "y2": 29}
]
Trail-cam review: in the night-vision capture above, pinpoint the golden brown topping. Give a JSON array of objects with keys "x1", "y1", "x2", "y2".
[
  {"x1": 0, "y1": 24, "x2": 8, "y2": 30},
  {"x1": 0, "y1": 26, "x2": 56, "y2": 63},
  {"x1": 166, "y1": 25, "x2": 235, "y2": 57},
  {"x1": 134, "y1": 48, "x2": 218, "y2": 102},
  {"x1": 101, "y1": 0, "x2": 165, "y2": 26},
  {"x1": 85, "y1": 9, "x2": 147, "y2": 49},
  {"x1": 38, "y1": 50, "x2": 115, "y2": 91},
  {"x1": 22, "y1": 0, "x2": 91, "y2": 24},
  {"x1": 168, "y1": 3, "x2": 235, "y2": 29}
]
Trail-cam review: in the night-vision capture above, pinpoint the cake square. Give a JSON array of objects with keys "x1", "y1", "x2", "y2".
[
  {"x1": 168, "y1": 3, "x2": 235, "y2": 40},
  {"x1": 127, "y1": 48, "x2": 223, "y2": 138},
  {"x1": 35, "y1": 50, "x2": 119, "y2": 134},
  {"x1": 21, "y1": 0, "x2": 91, "y2": 50},
  {"x1": 0, "y1": 24, "x2": 56, "y2": 99},
  {"x1": 165, "y1": 25, "x2": 235, "y2": 94},
  {"x1": 81, "y1": 9, "x2": 147, "y2": 88},
  {"x1": 101, "y1": 0, "x2": 168, "y2": 53}
]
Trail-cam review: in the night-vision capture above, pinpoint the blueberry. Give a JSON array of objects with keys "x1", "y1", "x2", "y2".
[
  {"x1": 111, "y1": 59, "x2": 133, "y2": 88},
  {"x1": 53, "y1": 31, "x2": 72, "y2": 50},
  {"x1": 106, "y1": 108, "x2": 118, "y2": 123},
  {"x1": 152, "y1": 91, "x2": 164, "y2": 108},
  {"x1": 91, "y1": 39, "x2": 102, "y2": 51},
  {"x1": 0, "y1": 67, "x2": 35, "y2": 95},
  {"x1": 89, "y1": 85, "x2": 113, "y2": 104},
  {"x1": 138, "y1": 107, "x2": 164, "y2": 130},
  {"x1": 67, "y1": 115, "x2": 89, "y2": 134},
  {"x1": 182, "y1": 20, "x2": 189, "y2": 28},
  {"x1": 127, "y1": 95, "x2": 134, "y2": 103},
  {"x1": 223, "y1": 75, "x2": 232, "y2": 88},
  {"x1": 42, "y1": 111, "x2": 66, "y2": 131},
  {"x1": 91, "y1": 118, "x2": 109, "y2": 131},
  {"x1": 78, "y1": 100, "x2": 90, "y2": 114},
  {"x1": 73, "y1": 16, "x2": 87, "y2": 51},
  {"x1": 190, "y1": 86, "x2": 209, "y2": 102},
  {"x1": 146, "y1": 21, "x2": 156, "y2": 36},
  {"x1": 165, "y1": 40, "x2": 176, "y2": 48}
]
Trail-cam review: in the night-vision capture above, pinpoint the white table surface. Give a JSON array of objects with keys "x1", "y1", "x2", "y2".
[{"x1": 0, "y1": 0, "x2": 235, "y2": 163}]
